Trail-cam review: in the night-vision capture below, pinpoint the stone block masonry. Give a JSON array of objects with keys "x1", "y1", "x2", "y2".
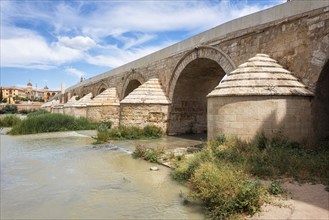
[{"x1": 120, "y1": 104, "x2": 170, "y2": 131}]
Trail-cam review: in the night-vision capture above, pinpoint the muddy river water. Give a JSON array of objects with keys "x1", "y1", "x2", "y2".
[{"x1": 0, "y1": 130, "x2": 204, "y2": 219}]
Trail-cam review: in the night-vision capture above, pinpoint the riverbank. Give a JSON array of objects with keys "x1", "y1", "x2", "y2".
[
  {"x1": 251, "y1": 181, "x2": 329, "y2": 219},
  {"x1": 132, "y1": 133, "x2": 329, "y2": 219}
]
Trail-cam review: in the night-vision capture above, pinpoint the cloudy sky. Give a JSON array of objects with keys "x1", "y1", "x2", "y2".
[{"x1": 1, "y1": 0, "x2": 285, "y2": 90}]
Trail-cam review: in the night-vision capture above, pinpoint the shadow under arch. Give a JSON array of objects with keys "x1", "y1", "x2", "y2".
[
  {"x1": 96, "y1": 83, "x2": 108, "y2": 96},
  {"x1": 168, "y1": 58, "x2": 228, "y2": 135},
  {"x1": 313, "y1": 59, "x2": 329, "y2": 142},
  {"x1": 167, "y1": 46, "x2": 235, "y2": 135},
  {"x1": 121, "y1": 72, "x2": 146, "y2": 100},
  {"x1": 167, "y1": 46, "x2": 236, "y2": 100}
]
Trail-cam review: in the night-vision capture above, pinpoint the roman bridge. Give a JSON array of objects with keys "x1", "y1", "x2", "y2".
[{"x1": 47, "y1": 1, "x2": 329, "y2": 144}]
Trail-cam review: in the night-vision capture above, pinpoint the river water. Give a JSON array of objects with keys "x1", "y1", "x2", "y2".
[{"x1": 0, "y1": 130, "x2": 204, "y2": 219}]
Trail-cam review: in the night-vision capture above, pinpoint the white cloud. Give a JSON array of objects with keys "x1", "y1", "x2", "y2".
[
  {"x1": 1, "y1": 0, "x2": 284, "y2": 70},
  {"x1": 58, "y1": 36, "x2": 96, "y2": 51},
  {"x1": 2, "y1": 1, "x2": 280, "y2": 39},
  {"x1": 64, "y1": 67, "x2": 85, "y2": 78},
  {"x1": 0, "y1": 27, "x2": 86, "y2": 69},
  {"x1": 120, "y1": 33, "x2": 157, "y2": 50},
  {"x1": 86, "y1": 40, "x2": 176, "y2": 68}
]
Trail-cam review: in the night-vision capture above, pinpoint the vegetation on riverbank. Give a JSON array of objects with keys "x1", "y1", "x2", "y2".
[
  {"x1": 0, "y1": 115, "x2": 22, "y2": 127},
  {"x1": 0, "y1": 105, "x2": 18, "y2": 114},
  {"x1": 132, "y1": 145, "x2": 165, "y2": 163},
  {"x1": 170, "y1": 133, "x2": 329, "y2": 219},
  {"x1": 9, "y1": 110, "x2": 97, "y2": 135},
  {"x1": 131, "y1": 132, "x2": 329, "y2": 219},
  {"x1": 94, "y1": 125, "x2": 164, "y2": 143}
]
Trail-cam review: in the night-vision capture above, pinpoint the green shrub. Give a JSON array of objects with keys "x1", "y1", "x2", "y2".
[
  {"x1": 94, "y1": 123, "x2": 111, "y2": 143},
  {"x1": 107, "y1": 125, "x2": 163, "y2": 140},
  {"x1": 189, "y1": 162, "x2": 264, "y2": 219},
  {"x1": 207, "y1": 133, "x2": 329, "y2": 184},
  {"x1": 0, "y1": 105, "x2": 18, "y2": 114},
  {"x1": 172, "y1": 149, "x2": 213, "y2": 182},
  {"x1": 132, "y1": 144, "x2": 148, "y2": 158},
  {"x1": 19, "y1": 109, "x2": 36, "y2": 115},
  {"x1": 143, "y1": 125, "x2": 163, "y2": 138},
  {"x1": 26, "y1": 109, "x2": 49, "y2": 118},
  {"x1": 172, "y1": 132, "x2": 329, "y2": 219},
  {"x1": 254, "y1": 132, "x2": 268, "y2": 150},
  {"x1": 103, "y1": 121, "x2": 112, "y2": 129},
  {"x1": 132, "y1": 145, "x2": 164, "y2": 163},
  {"x1": 9, "y1": 113, "x2": 96, "y2": 135},
  {"x1": 267, "y1": 180, "x2": 286, "y2": 195},
  {"x1": 108, "y1": 126, "x2": 142, "y2": 140},
  {"x1": 144, "y1": 150, "x2": 161, "y2": 163},
  {"x1": 234, "y1": 179, "x2": 263, "y2": 215},
  {"x1": 0, "y1": 115, "x2": 21, "y2": 127}
]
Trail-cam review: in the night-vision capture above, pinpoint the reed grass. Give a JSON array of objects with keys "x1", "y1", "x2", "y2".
[
  {"x1": 0, "y1": 115, "x2": 21, "y2": 127},
  {"x1": 9, "y1": 113, "x2": 97, "y2": 135}
]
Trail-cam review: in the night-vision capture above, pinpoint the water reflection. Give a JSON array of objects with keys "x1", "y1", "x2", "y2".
[{"x1": 1, "y1": 130, "x2": 204, "y2": 219}]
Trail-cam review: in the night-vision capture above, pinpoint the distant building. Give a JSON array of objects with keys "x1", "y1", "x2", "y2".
[{"x1": 1, "y1": 82, "x2": 60, "y2": 104}]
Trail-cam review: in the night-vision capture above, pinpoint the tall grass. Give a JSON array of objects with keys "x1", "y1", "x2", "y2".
[
  {"x1": 132, "y1": 145, "x2": 165, "y2": 163},
  {"x1": 93, "y1": 123, "x2": 112, "y2": 144},
  {"x1": 9, "y1": 113, "x2": 97, "y2": 135},
  {"x1": 26, "y1": 109, "x2": 49, "y2": 118},
  {"x1": 104, "y1": 125, "x2": 163, "y2": 140},
  {"x1": 216, "y1": 133, "x2": 329, "y2": 183},
  {"x1": 0, "y1": 115, "x2": 21, "y2": 127},
  {"x1": 172, "y1": 132, "x2": 329, "y2": 219}
]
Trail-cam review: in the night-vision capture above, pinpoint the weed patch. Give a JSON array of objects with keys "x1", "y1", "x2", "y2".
[
  {"x1": 0, "y1": 115, "x2": 21, "y2": 127},
  {"x1": 132, "y1": 144, "x2": 165, "y2": 163},
  {"x1": 93, "y1": 123, "x2": 112, "y2": 144},
  {"x1": 26, "y1": 109, "x2": 49, "y2": 118},
  {"x1": 9, "y1": 113, "x2": 97, "y2": 135},
  {"x1": 172, "y1": 133, "x2": 329, "y2": 219},
  {"x1": 107, "y1": 125, "x2": 163, "y2": 140},
  {"x1": 267, "y1": 180, "x2": 286, "y2": 196}
]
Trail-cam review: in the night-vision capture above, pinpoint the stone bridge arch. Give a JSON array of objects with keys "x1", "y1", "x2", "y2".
[
  {"x1": 167, "y1": 46, "x2": 236, "y2": 135},
  {"x1": 96, "y1": 83, "x2": 108, "y2": 96},
  {"x1": 121, "y1": 72, "x2": 146, "y2": 100},
  {"x1": 168, "y1": 46, "x2": 236, "y2": 100}
]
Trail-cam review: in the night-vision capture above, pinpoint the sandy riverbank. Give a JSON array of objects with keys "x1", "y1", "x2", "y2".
[{"x1": 252, "y1": 182, "x2": 329, "y2": 219}]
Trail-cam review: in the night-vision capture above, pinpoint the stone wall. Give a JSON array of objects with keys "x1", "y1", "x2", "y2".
[
  {"x1": 208, "y1": 96, "x2": 313, "y2": 145},
  {"x1": 52, "y1": 107, "x2": 63, "y2": 114},
  {"x1": 15, "y1": 103, "x2": 42, "y2": 112},
  {"x1": 120, "y1": 104, "x2": 169, "y2": 131},
  {"x1": 63, "y1": 107, "x2": 74, "y2": 116},
  {"x1": 87, "y1": 105, "x2": 120, "y2": 127},
  {"x1": 71, "y1": 107, "x2": 87, "y2": 118}
]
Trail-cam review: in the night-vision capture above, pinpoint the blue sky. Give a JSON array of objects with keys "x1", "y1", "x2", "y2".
[{"x1": 1, "y1": 0, "x2": 285, "y2": 90}]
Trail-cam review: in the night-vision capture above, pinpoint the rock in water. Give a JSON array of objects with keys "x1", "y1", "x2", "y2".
[{"x1": 150, "y1": 166, "x2": 159, "y2": 171}]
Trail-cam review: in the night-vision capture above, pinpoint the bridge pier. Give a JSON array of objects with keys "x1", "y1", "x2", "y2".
[
  {"x1": 207, "y1": 54, "x2": 314, "y2": 145},
  {"x1": 86, "y1": 88, "x2": 120, "y2": 127},
  {"x1": 120, "y1": 78, "x2": 170, "y2": 131}
]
